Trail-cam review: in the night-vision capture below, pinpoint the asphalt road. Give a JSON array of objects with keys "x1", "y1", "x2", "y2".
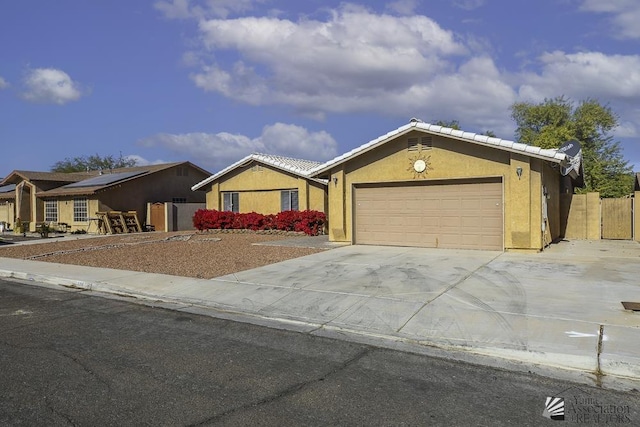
[{"x1": 1, "y1": 278, "x2": 638, "y2": 426}]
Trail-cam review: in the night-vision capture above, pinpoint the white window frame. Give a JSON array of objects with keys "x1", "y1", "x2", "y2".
[
  {"x1": 44, "y1": 199, "x2": 58, "y2": 222},
  {"x1": 281, "y1": 190, "x2": 299, "y2": 211},
  {"x1": 73, "y1": 198, "x2": 88, "y2": 222},
  {"x1": 223, "y1": 192, "x2": 239, "y2": 213}
]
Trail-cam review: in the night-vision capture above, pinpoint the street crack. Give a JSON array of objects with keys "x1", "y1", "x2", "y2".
[{"x1": 188, "y1": 347, "x2": 372, "y2": 426}]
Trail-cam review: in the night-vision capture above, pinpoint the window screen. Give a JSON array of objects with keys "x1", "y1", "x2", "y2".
[
  {"x1": 223, "y1": 192, "x2": 239, "y2": 212},
  {"x1": 281, "y1": 190, "x2": 299, "y2": 211},
  {"x1": 73, "y1": 198, "x2": 88, "y2": 222},
  {"x1": 44, "y1": 200, "x2": 58, "y2": 222}
]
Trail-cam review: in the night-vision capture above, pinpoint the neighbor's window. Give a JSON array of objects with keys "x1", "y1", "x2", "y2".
[
  {"x1": 281, "y1": 190, "x2": 299, "y2": 211},
  {"x1": 73, "y1": 198, "x2": 88, "y2": 222},
  {"x1": 223, "y1": 192, "x2": 239, "y2": 213},
  {"x1": 44, "y1": 200, "x2": 58, "y2": 222}
]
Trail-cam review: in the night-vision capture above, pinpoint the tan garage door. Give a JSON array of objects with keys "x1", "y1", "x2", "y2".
[{"x1": 354, "y1": 179, "x2": 503, "y2": 250}]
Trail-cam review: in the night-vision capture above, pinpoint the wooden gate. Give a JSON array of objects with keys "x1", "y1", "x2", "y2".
[
  {"x1": 150, "y1": 202, "x2": 165, "y2": 232},
  {"x1": 601, "y1": 198, "x2": 632, "y2": 239}
]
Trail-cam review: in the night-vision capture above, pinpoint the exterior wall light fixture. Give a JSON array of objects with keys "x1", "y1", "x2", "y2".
[
  {"x1": 516, "y1": 166, "x2": 523, "y2": 180},
  {"x1": 333, "y1": 176, "x2": 338, "y2": 186}
]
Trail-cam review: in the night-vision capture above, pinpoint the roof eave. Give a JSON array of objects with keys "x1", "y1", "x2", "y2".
[
  {"x1": 309, "y1": 122, "x2": 567, "y2": 177},
  {"x1": 191, "y1": 155, "x2": 326, "y2": 191}
]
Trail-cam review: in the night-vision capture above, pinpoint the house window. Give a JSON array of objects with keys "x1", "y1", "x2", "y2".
[
  {"x1": 408, "y1": 136, "x2": 433, "y2": 151},
  {"x1": 44, "y1": 200, "x2": 58, "y2": 222},
  {"x1": 73, "y1": 198, "x2": 88, "y2": 222},
  {"x1": 281, "y1": 190, "x2": 299, "y2": 211},
  {"x1": 172, "y1": 198, "x2": 187, "y2": 204},
  {"x1": 223, "y1": 192, "x2": 239, "y2": 213}
]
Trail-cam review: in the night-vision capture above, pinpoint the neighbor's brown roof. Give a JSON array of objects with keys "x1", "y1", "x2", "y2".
[
  {"x1": 39, "y1": 162, "x2": 210, "y2": 197},
  {"x1": 0, "y1": 170, "x2": 95, "y2": 186},
  {"x1": 0, "y1": 183, "x2": 15, "y2": 201}
]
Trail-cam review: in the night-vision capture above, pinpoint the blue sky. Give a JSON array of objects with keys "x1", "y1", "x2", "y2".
[{"x1": 1, "y1": 0, "x2": 640, "y2": 177}]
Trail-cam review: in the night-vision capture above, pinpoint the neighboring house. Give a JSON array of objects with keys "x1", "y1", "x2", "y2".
[
  {"x1": 192, "y1": 153, "x2": 328, "y2": 214},
  {"x1": 308, "y1": 119, "x2": 582, "y2": 252},
  {"x1": 0, "y1": 183, "x2": 16, "y2": 229},
  {"x1": 0, "y1": 162, "x2": 210, "y2": 233},
  {"x1": 635, "y1": 173, "x2": 640, "y2": 191},
  {"x1": 0, "y1": 170, "x2": 96, "y2": 232}
]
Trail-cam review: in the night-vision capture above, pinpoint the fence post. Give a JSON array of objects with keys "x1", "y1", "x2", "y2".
[{"x1": 635, "y1": 192, "x2": 640, "y2": 242}]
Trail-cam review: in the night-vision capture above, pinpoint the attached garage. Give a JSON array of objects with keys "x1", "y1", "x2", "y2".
[
  {"x1": 310, "y1": 119, "x2": 581, "y2": 252},
  {"x1": 354, "y1": 179, "x2": 503, "y2": 250}
]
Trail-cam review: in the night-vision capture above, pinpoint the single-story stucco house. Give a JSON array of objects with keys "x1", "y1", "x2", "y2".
[
  {"x1": 308, "y1": 119, "x2": 582, "y2": 252},
  {"x1": 1, "y1": 162, "x2": 210, "y2": 232},
  {"x1": 191, "y1": 153, "x2": 328, "y2": 214}
]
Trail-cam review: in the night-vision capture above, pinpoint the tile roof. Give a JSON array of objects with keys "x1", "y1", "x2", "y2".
[
  {"x1": 309, "y1": 119, "x2": 569, "y2": 176},
  {"x1": 191, "y1": 153, "x2": 326, "y2": 191}
]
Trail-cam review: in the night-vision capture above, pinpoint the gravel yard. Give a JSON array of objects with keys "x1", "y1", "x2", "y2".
[{"x1": 0, "y1": 232, "x2": 325, "y2": 279}]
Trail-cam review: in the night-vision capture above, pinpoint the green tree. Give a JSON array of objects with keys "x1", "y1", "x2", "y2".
[
  {"x1": 511, "y1": 97, "x2": 633, "y2": 198},
  {"x1": 51, "y1": 153, "x2": 137, "y2": 173},
  {"x1": 433, "y1": 119, "x2": 461, "y2": 130}
]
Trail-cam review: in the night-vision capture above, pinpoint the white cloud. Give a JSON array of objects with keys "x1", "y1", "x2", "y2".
[
  {"x1": 0, "y1": 76, "x2": 8, "y2": 89},
  {"x1": 453, "y1": 0, "x2": 485, "y2": 11},
  {"x1": 22, "y1": 68, "x2": 84, "y2": 105},
  {"x1": 517, "y1": 51, "x2": 640, "y2": 103},
  {"x1": 615, "y1": 121, "x2": 638, "y2": 138},
  {"x1": 191, "y1": 6, "x2": 467, "y2": 117},
  {"x1": 177, "y1": 4, "x2": 640, "y2": 141},
  {"x1": 155, "y1": 0, "x2": 258, "y2": 20},
  {"x1": 580, "y1": 0, "x2": 640, "y2": 39},
  {"x1": 138, "y1": 123, "x2": 338, "y2": 170},
  {"x1": 386, "y1": 0, "x2": 419, "y2": 15},
  {"x1": 125, "y1": 154, "x2": 167, "y2": 166}
]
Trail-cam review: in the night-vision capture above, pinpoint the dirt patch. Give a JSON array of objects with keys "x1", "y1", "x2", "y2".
[{"x1": 0, "y1": 232, "x2": 325, "y2": 279}]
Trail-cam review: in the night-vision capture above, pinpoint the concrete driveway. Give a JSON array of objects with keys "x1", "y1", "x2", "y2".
[
  {"x1": 1, "y1": 238, "x2": 639, "y2": 389},
  {"x1": 213, "y1": 239, "x2": 640, "y2": 387}
]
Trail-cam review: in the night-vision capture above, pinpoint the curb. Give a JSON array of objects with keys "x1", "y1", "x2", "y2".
[{"x1": 2, "y1": 268, "x2": 639, "y2": 392}]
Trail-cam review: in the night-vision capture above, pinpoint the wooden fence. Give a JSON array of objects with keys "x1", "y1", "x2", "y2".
[
  {"x1": 562, "y1": 192, "x2": 638, "y2": 241},
  {"x1": 601, "y1": 198, "x2": 633, "y2": 239}
]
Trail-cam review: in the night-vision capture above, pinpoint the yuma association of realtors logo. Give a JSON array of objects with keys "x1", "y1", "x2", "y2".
[
  {"x1": 543, "y1": 396, "x2": 565, "y2": 421},
  {"x1": 542, "y1": 387, "x2": 632, "y2": 423}
]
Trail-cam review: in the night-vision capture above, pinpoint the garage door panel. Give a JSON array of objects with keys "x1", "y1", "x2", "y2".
[{"x1": 355, "y1": 180, "x2": 503, "y2": 250}]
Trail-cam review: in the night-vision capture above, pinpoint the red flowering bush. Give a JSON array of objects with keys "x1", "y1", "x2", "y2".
[
  {"x1": 295, "y1": 210, "x2": 327, "y2": 236},
  {"x1": 193, "y1": 209, "x2": 326, "y2": 235},
  {"x1": 192, "y1": 209, "x2": 236, "y2": 230}
]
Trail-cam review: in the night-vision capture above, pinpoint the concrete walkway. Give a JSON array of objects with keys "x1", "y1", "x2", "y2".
[{"x1": 1, "y1": 239, "x2": 639, "y2": 390}]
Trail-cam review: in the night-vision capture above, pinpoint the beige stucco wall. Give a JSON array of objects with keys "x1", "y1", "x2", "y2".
[
  {"x1": 204, "y1": 162, "x2": 327, "y2": 214},
  {"x1": 0, "y1": 201, "x2": 15, "y2": 229},
  {"x1": 55, "y1": 197, "x2": 101, "y2": 232},
  {"x1": 324, "y1": 130, "x2": 562, "y2": 251}
]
